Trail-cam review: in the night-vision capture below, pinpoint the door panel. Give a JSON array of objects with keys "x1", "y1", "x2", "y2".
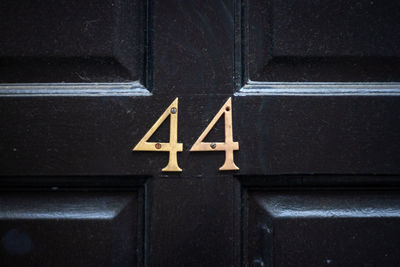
[
  {"x1": 0, "y1": 0, "x2": 146, "y2": 83},
  {"x1": 244, "y1": 0, "x2": 400, "y2": 82},
  {"x1": 244, "y1": 188, "x2": 400, "y2": 266},
  {"x1": 0, "y1": 190, "x2": 143, "y2": 266}
]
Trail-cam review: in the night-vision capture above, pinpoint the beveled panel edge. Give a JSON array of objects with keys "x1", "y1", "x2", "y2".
[
  {"x1": 0, "y1": 81, "x2": 152, "y2": 97},
  {"x1": 250, "y1": 190, "x2": 400, "y2": 219},
  {"x1": 235, "y1": 82, "x2": 400, "y2": 96},
  {"x1": 0, "y1": 192, "x2": 135, "y2": 220}
]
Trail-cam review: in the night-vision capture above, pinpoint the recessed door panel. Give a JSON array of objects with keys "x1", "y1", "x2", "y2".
[
  {"x1": 0, "y1": 0, "x2": 146, "y2": 83},
  {"x1": 0, "y1": 191, "x2": 142, "y2": 267},
  {"x1": 244, "y1": 189, "x2": 400, "y2": 266},
  {"x1": 244, "y1": 0, "x2": 400, "y2": 82}
]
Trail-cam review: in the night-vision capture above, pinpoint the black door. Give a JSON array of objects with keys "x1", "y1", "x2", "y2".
[{"x1": 1, "y1": 0, "x2": 400, "y2": 266}]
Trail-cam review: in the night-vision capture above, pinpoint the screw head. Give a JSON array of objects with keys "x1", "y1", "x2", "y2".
[
  {"x1": 155, "y1": 143, "x2": 162, "y2": 149},
  {"x1": 171, "y1": 107, "x2": 177, "y2": 114},
  {"x1": 210, "y1": 143, "x2": 216, "y2": 149}
]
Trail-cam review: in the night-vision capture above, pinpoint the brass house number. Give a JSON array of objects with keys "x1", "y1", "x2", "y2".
[{"x1": 132, "y1": 97, "x2": 239, "y2": 172}]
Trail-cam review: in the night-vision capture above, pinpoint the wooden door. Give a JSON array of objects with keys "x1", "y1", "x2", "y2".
[{"x1": 1, "y1": 0, "x2": 400, "y2": 266}]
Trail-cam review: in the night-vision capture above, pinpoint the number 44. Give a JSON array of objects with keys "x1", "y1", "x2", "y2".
[{"x1": 132, "y1": 97, "x2": 239, "y2": 172}]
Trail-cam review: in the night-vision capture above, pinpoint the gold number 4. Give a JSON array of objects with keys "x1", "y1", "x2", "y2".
[
  {"x1": 190, "y1": 97, "x2": 239, "y2": 170},
  {"x1": 132, "y1": 98, "x2": 183, "y2": 172},
  {"x1": 132, "y1": 97, "x2": 239, "y2": 172}
]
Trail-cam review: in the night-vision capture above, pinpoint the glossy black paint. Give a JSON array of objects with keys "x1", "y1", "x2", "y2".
[
  {"x1": 243, "y1": 0, "x2": 400, "y2": 82},
  {"x1": 0, "y1": 0, "x2": 400, "y2": 266},
  {"x1": 0, "y1": 0, "x2": 146, "y2": 83},
  {"x1": 244, "y1": 188, "x2": 400, "y2": 266},
  {"x1": 0, "y1": 187, "x2": 144, "y2": 267}
]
